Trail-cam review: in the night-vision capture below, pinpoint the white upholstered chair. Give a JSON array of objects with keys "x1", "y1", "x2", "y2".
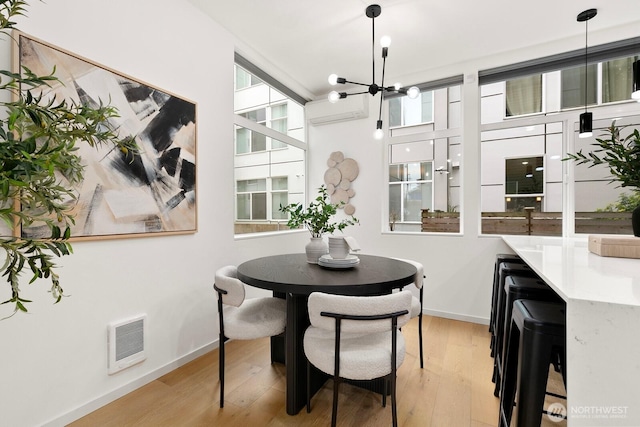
[
  {"x1": 303, "y1": 290, "x2": 413, "y2": 427},
  {"x1": 213, "y1": 265, "x2": 287, "y2": 408}
]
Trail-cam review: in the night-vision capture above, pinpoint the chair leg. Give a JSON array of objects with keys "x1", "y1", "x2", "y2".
[
  {"x1": 498, "y1": 319, "x2": 519, "y2": 427},
  {"x1": 306, "y1": 360, "x2": 311, "y2": 413},
  {"x1": 219, "y1": 337, "x2": 225, "y2": 408},
  {"x1": 331, "y1": 376, "x2": 340, "y2": 427},
  {"x1": 391, "y1": 373, "x2": 398, "y2": 427},
  {"x1": 418, "y1": 311, "x2": 424, "y2": 369},
  {"x1": 382, "y1": 378, "x2": 387, "y2": 407},
  {"x1": 516, "y1": 331, "x2": 554, "y2": 427}
]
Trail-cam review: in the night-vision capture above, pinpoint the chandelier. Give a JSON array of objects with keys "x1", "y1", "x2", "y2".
[{"x1": 327, "y1": 4, "x2": 419, "y2": 140}]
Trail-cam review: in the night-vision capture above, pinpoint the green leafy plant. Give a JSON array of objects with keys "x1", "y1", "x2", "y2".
[
  {"x1": 279, "y1": 185, "x2": 358, "y2": 238},
  {"x1": 564, "y1": 122, "x2": 640, "y2": 189},
  {"x1": 598, "y1": 191, "x2": 640, "y2": 212},
  {"x1": 0, "y1": 0, "x2": 139, "y2": 316}
]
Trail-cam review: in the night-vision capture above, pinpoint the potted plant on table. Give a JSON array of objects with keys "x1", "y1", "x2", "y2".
[
  {"x1": 280, "y1": 185, "x2": 359, "y2": 263},
  {"x1": 564, "y1": 122, "x2": 640, "y2": 236}
]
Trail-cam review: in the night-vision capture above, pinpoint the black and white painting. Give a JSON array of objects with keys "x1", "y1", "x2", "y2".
[{"x1": 18, "y1": 33, "x2": 197, "y2": 239}]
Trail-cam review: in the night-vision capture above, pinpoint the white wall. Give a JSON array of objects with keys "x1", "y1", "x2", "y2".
[
  {"x1": 0, "y1": 2, "x2": 637, "y2": 426},
  {"x1": 0, "y1": 1, "x2": 309, "y2": 426}
]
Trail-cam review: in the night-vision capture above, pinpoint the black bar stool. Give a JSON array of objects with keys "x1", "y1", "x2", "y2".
[
  {"x1": 489, "y1": 254, "x2": 523, "y2": 334},
  {"x1": 499, "y1": 299, "x2": 566, "y2": 427},
  {"x1": 490, "y1": 262, "x2": 537, "y2": 360},
  {"x1": 493, "y1": 275, "x2": 563, "y2": 397}
]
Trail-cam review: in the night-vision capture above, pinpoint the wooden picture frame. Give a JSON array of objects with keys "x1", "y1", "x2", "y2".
[{"x1": 15, "y1": 32, "x2": 197, "y2": 240}]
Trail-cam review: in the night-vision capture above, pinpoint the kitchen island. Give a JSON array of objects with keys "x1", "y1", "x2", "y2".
[{"x1": 502, "y1": 236, "x2": 640, "y2": 426}]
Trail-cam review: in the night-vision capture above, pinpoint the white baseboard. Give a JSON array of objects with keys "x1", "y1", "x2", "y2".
[
  {"x1": 42, "y1": 341, "x2": 220, "y2": 427},
  {"x1": 43, "y1": 311, "x2": 485, "y2": 426},
  {"x1": 422, "y1": 308, "x2": 489, "y2": 326}
]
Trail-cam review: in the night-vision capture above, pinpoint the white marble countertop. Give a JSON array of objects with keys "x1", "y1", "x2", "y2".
[
  {"x1": 502, "y1": 235, "x2": 640, "y2": 307},
  {"x1": 503, "y1": 235, "x2": 640, "y2": 426}
]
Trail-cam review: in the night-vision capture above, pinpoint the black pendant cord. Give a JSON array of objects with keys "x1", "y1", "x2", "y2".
[
  {"x1": 372, "y1": 13, "x2": 376, "y2": 86},
  {"x1": 584, "y1": 18, "x2": 588, "y2": 114}
]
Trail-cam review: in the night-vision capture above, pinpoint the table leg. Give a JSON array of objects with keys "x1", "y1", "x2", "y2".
[
  {"x1": 271, "y1": 291, "x2": 286, "y2": 364},
  {"x1": 286, "y1": 293, "x2": 326, "y2": 415}
]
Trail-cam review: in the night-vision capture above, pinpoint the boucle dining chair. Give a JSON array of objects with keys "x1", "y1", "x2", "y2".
[
  {"x1": 213, "y1": 265, "x2": 287, "y2": 408},
  {"x1": 395, "y1": 258, "x2": 425, "y2": 369},
  {"x1": 303, "y1": 290, "x2": 413, "y2": 427}
]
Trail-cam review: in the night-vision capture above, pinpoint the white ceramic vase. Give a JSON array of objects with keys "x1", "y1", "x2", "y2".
[{"x1": 306, "y1": 237, "x2": 328, "y2": 264}]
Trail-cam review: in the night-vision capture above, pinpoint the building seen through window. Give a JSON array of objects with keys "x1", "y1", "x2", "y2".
[
  {"x1": 387, "y1": 82, "x2": 462, "y2": 233},
  {"x1": 482, "y1": 52, "x2": 640, "y2": 236},
  {"x1": 234, "y1": 61, "x2": 306, "y2": 235}
]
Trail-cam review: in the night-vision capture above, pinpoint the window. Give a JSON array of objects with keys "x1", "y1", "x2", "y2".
[
  {"x1": 270, "y1": 104, "x2": 288, "y2": 149},
  {"x1": 480, "y1": 120, "x2": 562, "y2": 235},
  {"x1": 237, "y1": 179, "x2": 267, "y2": 220},
  {"x1": 236, "y1": 177, "x2": 288, "y2": 222},
  {"x1": 561, "y1": 56, "x2": 640, "y2": 109},
  {"x1": 234, "y1": 59, "x2": 306, "y2": 235},
  {"x1": 389, "y1": 91, "x2": 434, "y2": 127},
  {"x1": 503, "y1": 55, "x2": 640, "y2": 119},
  {"x1": 505, "y1": 75, "x2": 542, "y2": 116},
  {"x1": 387, "y1": 80, "x2": 462, "y2": 233},
  {"x1": 235, "y1": 66, "x2": 262, "y2": 90},
  {"x1": 239, "y1": 108, "x2": 266, "y2": 124},
  {"x1": 271, "y1": 176, "x2": 288, "y2": 220},
  {"x1": 561, "y1": 64, "x2": 597, "y2": 109},
  {"x1": 481, "y1": 47, "x2": 640, "y2": 236},
  {"x1": 505, "y1": 157, "x2": 544, "y2": 211},
  {"x1": 389, "y1": 162, "x2": 433, "y2": 222},
  {"x1": 505, "y1": 157, "x2": 544, "y2": 195},
  {"x1": 235, "y1": 113, "x2": 266, "y2": 153},
  {"x1": 602, "y1": 56, "x2": 638, "y2": 103},
  {"x1": 236, "y1": 105, "x2": 291, "y2": 153},
  {"x1": 572, "y1": 114, "x2": 640, "y2": 235}
]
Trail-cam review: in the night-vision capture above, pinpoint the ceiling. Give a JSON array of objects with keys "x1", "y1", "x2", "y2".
[{"x1": 188, "y1": 0, "x2": 640, "y2": 101}]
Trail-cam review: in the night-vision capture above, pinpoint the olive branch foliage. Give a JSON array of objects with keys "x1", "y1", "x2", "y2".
[
  {"x1": 279, "y1": 185, "x2": 359, "y2": 238},
  {"x1": 564, "y1": 122, "x2": 640, "y2": 190},
  {"x1": 0, "y1": 0, "x2": 139, "y2": 317}
]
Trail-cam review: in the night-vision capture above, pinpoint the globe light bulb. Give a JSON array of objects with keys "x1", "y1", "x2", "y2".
[
  {"x1": 328, "y1": 91, "x2": 340, "y2": 103},
  {"x1": 407, "y1": 86, "x2": 420, "y2": 99},
  {"x1": 394, "y1": 82, "x2": 402, "y2": 91},
  {"x1": 373, "y1": 128, "x2": 384, "y2": 140},
  {"x1": 328, "y1": 74, "x2": 339, "y2": 86},
  {"x1": 380, "y1": 36, "x2": 391, "y2": 48}
]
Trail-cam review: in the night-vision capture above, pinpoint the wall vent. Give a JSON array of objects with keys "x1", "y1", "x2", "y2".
[{"x1": 108, "y1": 314, "x2": 147, "y2": 375}]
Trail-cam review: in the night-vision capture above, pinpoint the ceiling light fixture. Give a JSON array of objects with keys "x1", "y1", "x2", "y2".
[
  {"x1": 525, "y1": 164, "x2": 534, "y2": 178},
  {"x1": 328, "y1": 4, "x2": 419, "y2": 140},
  {"x1": 577, "y1": 8, "x2": 597, "y2": 139}
]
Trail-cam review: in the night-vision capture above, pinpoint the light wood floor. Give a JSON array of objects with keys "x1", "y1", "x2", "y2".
[{"x1": 69, "y1": 316, "x2": 566, "y2": 426}]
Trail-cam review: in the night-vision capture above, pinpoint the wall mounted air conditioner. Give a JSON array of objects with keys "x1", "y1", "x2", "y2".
[{"x1": 307, "y1": 94, "x2": 369, "y2": 126}]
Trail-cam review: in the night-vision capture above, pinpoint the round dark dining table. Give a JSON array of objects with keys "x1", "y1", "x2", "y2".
[{"x1": 237, "y1": 253, "x2": 417, "y2": 415}]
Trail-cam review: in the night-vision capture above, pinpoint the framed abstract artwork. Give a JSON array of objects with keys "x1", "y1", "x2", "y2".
[{"x1": 16, "y1": 32, "x2": 197, "y2": 240}]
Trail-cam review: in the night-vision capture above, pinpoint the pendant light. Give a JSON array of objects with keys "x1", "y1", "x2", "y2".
[
  {"x1": 577, "y1": 8, "x2": 597, "y2": 139},
  {"x1": 328, "y1": 4, "x2": 419, "y2": 140}
]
